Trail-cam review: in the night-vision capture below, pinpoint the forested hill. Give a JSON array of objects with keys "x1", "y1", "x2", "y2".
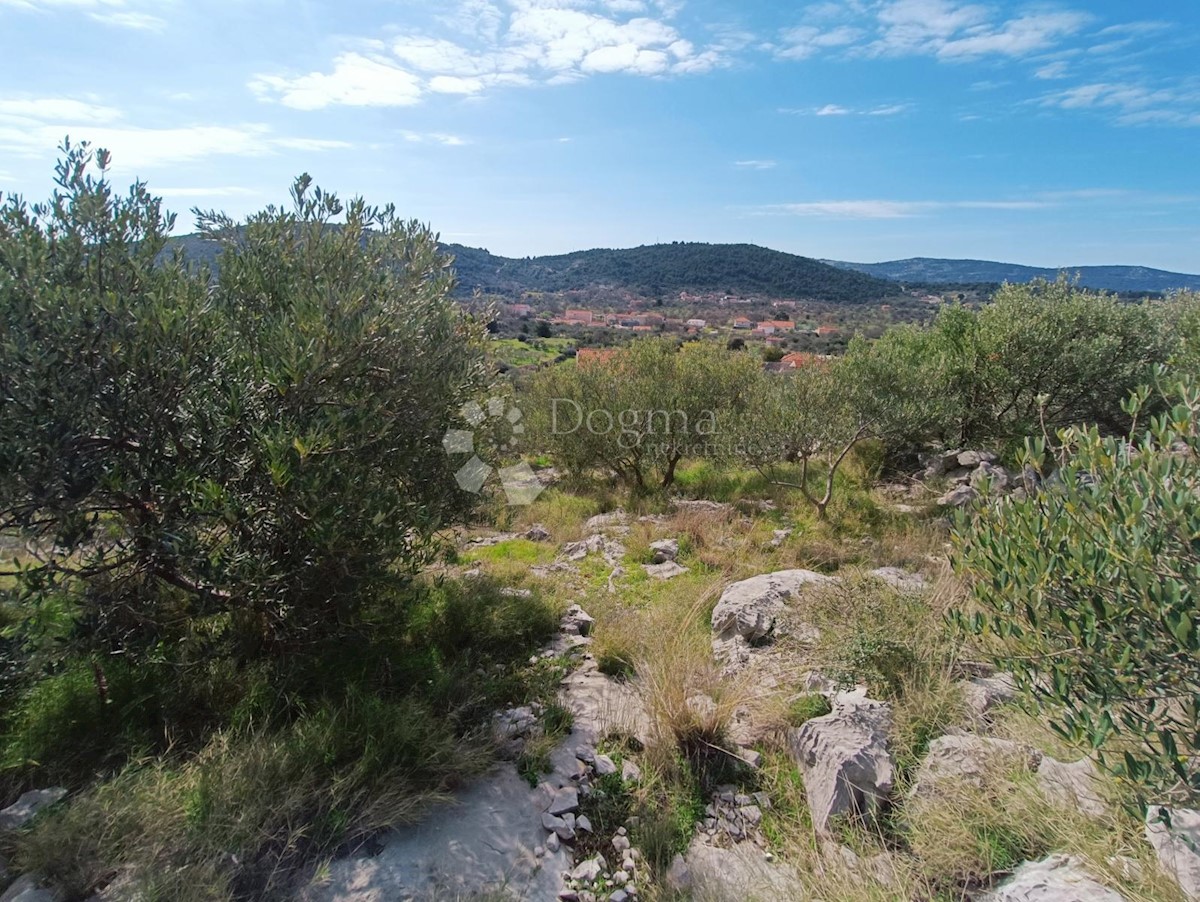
[
  {"x1": 823, "y1": 257, "x2": 1200, "y2": 293},
  {"x1": 442, "y1": 241, "x2": 899, "y2": 302}
]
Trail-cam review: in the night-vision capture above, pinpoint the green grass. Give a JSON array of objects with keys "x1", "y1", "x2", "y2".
[{"x1": 3, "y1": 575, "x2": 562, "y2": 900}]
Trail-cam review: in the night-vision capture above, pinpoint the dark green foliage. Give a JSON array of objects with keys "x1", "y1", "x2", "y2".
[
  {"x1": 784, "y1": 693, "x2": 832, "y2": 727},
  {"x1": 0, "y1": 143, "x2": 488, "y2": 667},
  {"x1": 954, "y1": 377, "x2": 1200, "y2": 803},
  {"x1": 863, "y1": 279, "x2": 1168, "y2": 447},
  {"x1": 439, "y1": 241, "x2": 899, "y2": 302}
]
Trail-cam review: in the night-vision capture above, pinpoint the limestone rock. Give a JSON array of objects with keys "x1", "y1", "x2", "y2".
[
  {"x1": 593, "y1": 754, "x2": 618, "y2": 777},
  {"x1": 937, "y1": 484, "x2": 979, "y2": 508},
  {"x1": 548, "y1": 787, "x2": 579, "y2": 816},
  {"x1": 0, "y1": 789, "x2": 66, "y2": 832},
  {"x1": 1036, "y1": 756, "x2": 1107, "y2": 818},
  {"x1": 788, "y1": 689, "x2": 894, "y2": 833},
  {"x1": 710, "y1": 569, "x2": 834, "y2": 661},
  {"x1": 570, "y1": 856, "x2": 606, "y2": 884},
  {"x1": 974, "y1": 854, "x2": 1127, "y2": 901},
  {"x1": 867, "y1": 567, "x2": 928, "y2": 592},
  {"x1": 584, "y1": 511, "x2": 627, "y2": 533},
  {"x1": 666, "y1": 838, "x2": 802, "y2": 900},
  {"x1": 649, "y1": 538, "x2": 679, "y2": 563},
  {"x1": 561, "y1": 604, "x2": 596, "y2": 637},
  {"x1": 961, "y1": 673, "x2": 1019, "y2": 720},
  {"x1": 0, "y1": 875, "x2": 62, "y2": 902},
  {"x1": 910, "y1": 734, "x2": 1040, "y2": 799},
  {"x1": 971, "y1": 461, "x2": 1012, "y2": 493},
  {"x1": 643, "y1": 561, "x2": 688, "y2": 580},
  {"x1": 621, "y1": 759, "x2": 641, "y2": 783},
  {"x1": 525, "y1": 523, "x2": 552, "y2": 542},
  {"x1": 1145, "y1": 806, "x2": 1200, "y2": 900}
]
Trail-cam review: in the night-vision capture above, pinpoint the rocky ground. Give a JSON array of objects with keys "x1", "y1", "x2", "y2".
[{"x1": 3, "y1": 463, "x2": 1199, "y2": 902}]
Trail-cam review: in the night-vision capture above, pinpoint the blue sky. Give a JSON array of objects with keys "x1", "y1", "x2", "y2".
[{"x1": 1, "y1": 0, "x2": 1198, "y2": 270}]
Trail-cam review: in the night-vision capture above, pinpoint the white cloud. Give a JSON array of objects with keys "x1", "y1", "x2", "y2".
[
  {"x1": 774, "y1": 1, "x2": 1094, "y2": 63},
  {"x1": 1035, "y1": 60, "x2": 1069, "y2": 80},
  {"x1": 250, "y1": 53, "x2": 424, "y2": 110},
  {"x1": 0, "y1": 0, "x2": 167, "y2": 30},
  {"x1": 775, "y1": 24, "x2": 862, "y2": 60},
  {"x1": 0, "y1": 101, "x2": 352, "y2": 170},
  {"x1": 936, "y1": 12, "x2": 1090, "y2": 60},
  {"x1": 400, "y1": 131, "x2": 469, "y2": 146},
  {"x1": 785, "y1": 102, "x2": 911, "y2": 117},
  {"x1": 251, "y1": 0, "x2": 729, "y2": 110},
  {"x1": 733, "y1": 159, "x2": 775, "y2": 169},
  {"x1": 1039, "y1": 80, "x2": 1200, "y2": 125},
  {"x1": 0, "y1": 97, "x2": 122, "y2": 123},
  {"x1": 90, "y1": 9, "x2": 162, "y2": 29}
]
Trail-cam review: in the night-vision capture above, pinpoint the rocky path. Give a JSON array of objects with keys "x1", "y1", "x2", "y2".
[{"x1": 303, "y1": 605, "x2": 649, "y2": 902}]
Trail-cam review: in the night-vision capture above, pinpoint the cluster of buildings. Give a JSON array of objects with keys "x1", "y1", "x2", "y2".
[{"x1": 506, "y1": 303, "x2": 841, "y2": 340}]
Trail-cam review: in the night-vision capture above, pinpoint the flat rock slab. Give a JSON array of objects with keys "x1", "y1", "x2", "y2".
[
  {"x1": 304, "y1": 766, "x2": 571, "y2": 901},
  {"x1": 1146, "y1": 806, "x2": 1200, "y2": 900},
  {"x1": 973, "y1": 854, "x2": 1127, "y2": 901},
  {"x1": 0, "y1": 789, "x2": 66, "y2": 832},
  {"x1": 559, "y1": 658, "x2": 653, "y2": 748},
  {"x1": 667, "y1": 838, "x2": 803, "y2": 901}
]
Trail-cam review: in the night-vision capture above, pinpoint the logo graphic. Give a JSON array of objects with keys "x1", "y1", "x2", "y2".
[{"x1": 442, "y1": 397, "x2": 546, "y2": 505}]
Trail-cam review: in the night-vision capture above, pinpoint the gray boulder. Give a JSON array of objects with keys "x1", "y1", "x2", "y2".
[
  {"x1": 937, "y1": 484, "x2": 979, "y2": 508},
  {"x1": 867, "y1": 567, "x2": 928, "y2": 593},
  {"x1": 960, "y1": 673, "x2": 1019, "y2": 720},
  {"x1": 0, "y1": 789, "x2": 66, "y2": 832},
  {"x1": 525, "y1": 523, "x2": 552, "y2": 542},
  {"x1": 1145, "y1": 806, "x2": 1200, "y2": 900},
  {"x1": 1036, "y1": 756, "x2": 1107, "y2": 819},
  {"x1": 910, "y1": 735, "x2": 1040, "y2": 799},
  {"x1": 788, "y1": 689, "x2": 894, "y2": 833},
  {"x1": 711, "y1": 569, "x2": 834, "y2": 651},
  {"x1": 0, "y1": 875, "x2": 62, "y2": 902},
  {"x1": 649, "y1": 538, "x2": 679, "y2": 563},
  {"x1": 643, "y1": 561, "x2": 688, "y2": 580},
  {"x1": 974, "y1": 854, "x2": 1126, "y2": 901},
  {"x1": 971, "y1": 461, "x2": 1012, "y2": 493}
]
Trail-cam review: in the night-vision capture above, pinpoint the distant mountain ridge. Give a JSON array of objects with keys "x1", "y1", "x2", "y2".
[
  {"x1": 166, "y1": 233, "x2": 1198, "y2": 298},
  {"x1": 821, "y1": 257, "x2": 1200, "y2": 293},
  {"x1": 441, "y1": 242, "x2": 897, "y2": 302}
]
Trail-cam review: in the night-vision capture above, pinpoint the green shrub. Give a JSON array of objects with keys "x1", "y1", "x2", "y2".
[
  {"x1": 785, "y1": 693, "x2": 832, "y2": 727},
  {"x1": 0, "y1": 142, "x2": 489, "y2": 666},
  {"x1": 954, "y1": 377, "x2": 1200, "y2": 802}
]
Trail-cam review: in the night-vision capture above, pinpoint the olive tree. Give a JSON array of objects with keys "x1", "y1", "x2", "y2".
[
  {"x1": 525, "y1": 338, "x2": 758, "y2": 492},
  {"x1": 0, "y1": 142, "x2": 489, "y2": 662},
  {"x1": 737, "y1": 338, "x2": 948, "y2": 518},
  {"x1": 954, "y1": 376, "x2": 1200, "y2": 802}
]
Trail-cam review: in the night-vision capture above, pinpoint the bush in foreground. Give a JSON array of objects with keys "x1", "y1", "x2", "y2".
[{"x1": 955, "y1": 376, "x2": 1200, "y2": 804}]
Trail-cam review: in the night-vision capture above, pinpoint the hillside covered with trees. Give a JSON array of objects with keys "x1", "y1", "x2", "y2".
[
  {"x1": 825, "y1": 256, "x2": 1200, "y2": 293},
  {"x1": 443, "y1": 241, "x2": 901, "y2": 302}
]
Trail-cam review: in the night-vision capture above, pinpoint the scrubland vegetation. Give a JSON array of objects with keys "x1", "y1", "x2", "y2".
[{"x1": 1, "y1": 146, "x2": 1198, "y2": 900}]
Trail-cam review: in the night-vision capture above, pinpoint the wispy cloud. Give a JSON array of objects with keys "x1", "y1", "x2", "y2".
[
  {"x1": 1040, "y1": 80, "x2": 1200, "y2": 126},
  {"x1": 0, "y1": 0, "x2": 166, "y2": 30},
  {"x1": 1034, "y1": 60, "x2": 1069, "y2": 80},
  {"x1": 782, "y1": 102, "x2": 911, "y2": 117},
  {"x1": 251, "y1": 0, "x2": 730, "y2": 110},
  {"x1": 0, "y1": 98, "x2": 353, "y2": 169},
  {"x1": 773, "y1": 1, "x2": 1093, "y2": 63},
  {"x1": 733, "y1": 159, "x2": 775, "y2": 169},
  {"x1": 401, "y1": 131, "x2": 469, "y2": 146}
]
